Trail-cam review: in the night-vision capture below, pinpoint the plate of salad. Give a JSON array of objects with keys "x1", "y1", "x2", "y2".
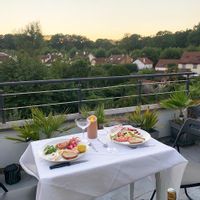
[
  {"x1": 109, "y1": 126, "x2": 151, "y2": 147},
  {"x1": 39, "y1": 137, "x2": 88, "y2": 162}
]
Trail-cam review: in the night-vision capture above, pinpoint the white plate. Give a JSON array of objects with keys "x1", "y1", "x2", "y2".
[
  {"x1": 109, "y1": 126, "x2": 151, "y2": 147},
  {"x1": 39, "y1": 139, "x2": 88, "y2": 163}
]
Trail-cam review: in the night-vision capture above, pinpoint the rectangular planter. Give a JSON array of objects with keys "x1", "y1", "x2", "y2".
[{"x1": 169, "y1": 120, "x2": 195, "y2": 146}]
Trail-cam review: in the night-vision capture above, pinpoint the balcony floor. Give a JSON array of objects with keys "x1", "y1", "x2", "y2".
[{"x1": 97, "y1": 143, "x2": 200, "y2": 200}]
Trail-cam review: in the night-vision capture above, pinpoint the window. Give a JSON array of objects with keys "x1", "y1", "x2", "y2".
[{"x1": 193, "y1": 64, "x2": 197, "y2": 69}]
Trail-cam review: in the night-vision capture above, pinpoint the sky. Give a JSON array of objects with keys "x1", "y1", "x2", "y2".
[{"x1": 1, "y1": 0, "x2": 200, "y2": 40}]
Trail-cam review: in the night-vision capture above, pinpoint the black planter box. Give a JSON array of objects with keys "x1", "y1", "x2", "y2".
[
  {"x1": 148, "y1": 128, "x2": 159, "y2": 139},
  {"x1": 169, "y1": 120, "x2": 195, "y2": 146}
]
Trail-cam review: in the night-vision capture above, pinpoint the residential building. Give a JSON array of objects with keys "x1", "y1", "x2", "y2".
[
  {"x1": 106, "y1": 55, "x2": 133, "y2": 65},
  {"x1": 41, "y1": 53, "x2": 63, "y2": 65},
  {"x1": 90, "y1": 57, "x2": 107, "y2": 66},
  {"x1": 0, "y1": 52, "x2": 10, "y2": 63},
  {"x1": 133, "y1": 57, "x2": 153, "y2": 70},
  {"x1": 155, "y1": 59, "x2": 179, "y2": 72},
  {"x1": 89, "y1": 54, "x2": 133, "y2": 66},
  {"x1": 178, "y1": 52, "x2": 200, "y2": 75}
]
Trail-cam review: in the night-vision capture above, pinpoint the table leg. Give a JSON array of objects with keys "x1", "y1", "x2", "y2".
[
  {"x1": 129, "y1": 182, "x2": 134, "y2": 200},
  {"x1": 155, "y1": 162, "x2": 187, "y2": 200}
]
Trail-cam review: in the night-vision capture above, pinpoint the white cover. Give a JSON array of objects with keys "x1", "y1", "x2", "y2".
[{"x1": 20, "y1": 130, "x2": 187, "y2": 200}]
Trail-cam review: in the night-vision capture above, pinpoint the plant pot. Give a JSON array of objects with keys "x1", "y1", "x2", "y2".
[
  {"x1": 169, "y1": 120, "x2": 195, "y2": 146},
  {"x1": 148, "y1": 128, "x2": 159, "y2": 139}
]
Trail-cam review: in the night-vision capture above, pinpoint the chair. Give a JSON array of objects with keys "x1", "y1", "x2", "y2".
[
  {"x1": 150, "y1": 118, "x2": 200, "y2": 200},
  {"x1": 0, "y1": 182, "x2": 8, "y2": 192}
]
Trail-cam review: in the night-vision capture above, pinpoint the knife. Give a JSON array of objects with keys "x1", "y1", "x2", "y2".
[{"x1": 49, "y1": 160, "x2": 88, "y2": 170}]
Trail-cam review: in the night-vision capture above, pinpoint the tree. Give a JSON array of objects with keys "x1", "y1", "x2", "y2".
[
  {"x1": 68, "y1": 47, "x2": 78, "y2": 58},
  {"x1": 153, "y1": 31, "x2": 175, "y2": 48},
  {"x1": 94, "y1": 39, "x2": 114, "y2": 50},
  {"x1": 107, "y1": 65, "x2": 130, "y2": 76},
  {"x1": 174, "y1": 30, "x2": 190, "y2": 48},
  {"x1": 0, "y1": 52, "x2": 47, "y2": 81},
  {"x1": 0, "y1": 34, "x2": 16, "y2": 50},
  {"x1": 160, "y1": 48, "x2": 183, "y2": 59},
  {"x1": 94, "y1": 48, "x2": 106, "y2": 58},
  {"x1": 119, "y1": 34, "x2": 142, "y2": 52},
  {"x1": 123, "y1": 64, "x2": 138, "y2": 74},
  {"x1": 188, "y1": 23, "x2": 200, "y2": 46},
  {"x1": 142, "y1": 47, "x2": 161, "y2": 64},
  {"x1": 107, "y1": 48, "x2": 123, "y2": 56},
  {"x1": 49, "y1": 34, "x2": 65, "y2": 50},
  {"x1": 67, "y1": 59, "x2": 90, "y2": 77},
  {"x1": 167, "y1": 64, "x2": 178, "y2": 73},
  {"x1": 15, "y1": 22, "x2": 44, "y2": 55}
]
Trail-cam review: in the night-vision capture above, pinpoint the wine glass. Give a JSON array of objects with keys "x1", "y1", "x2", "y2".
[
  {"x1": 75, "y1": 117, "x2": 90, "y2": 142},
  {"x1": 103, "y1": 122, "x2": 121, "y2": 153}
]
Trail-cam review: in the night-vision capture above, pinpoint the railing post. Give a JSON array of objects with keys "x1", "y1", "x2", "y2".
[
  {"x1": 77, "y1": 81, "x2": 82, "y2": 113},
  {"x1": 186, "y1": 74, "x2": 190, "y2": 95},
  {"x1": 138, "y1": 80, "x2": 142, "y2": 105},
  {"x1": 0, "y1": 90, "x2": 5, "y2": 123}
]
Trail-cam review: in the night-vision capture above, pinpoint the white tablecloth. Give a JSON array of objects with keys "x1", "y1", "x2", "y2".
[{"x1": 20, "y1": 129, "x2": 187, "y2": 200}]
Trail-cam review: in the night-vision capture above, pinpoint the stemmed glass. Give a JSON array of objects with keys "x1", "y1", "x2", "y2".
[
  {"x1": 75, "y1": 117, "x2": 90, "y2": 142},
  {"x1": 103, "y1": 122, "x2": 120, "y2": 153}
]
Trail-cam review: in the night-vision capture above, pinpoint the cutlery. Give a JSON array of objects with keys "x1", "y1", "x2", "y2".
[
  {"x1": 88, "y1": 142, "x2": 98, "y2": 152},
  {"x1": 97, "y1": 138, "x2": 108, "y2": 148},
  {"x1": 49, "y1": 160, "x2": 88, "y2": 170}
]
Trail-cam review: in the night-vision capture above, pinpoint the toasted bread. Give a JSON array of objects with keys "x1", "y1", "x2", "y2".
[
  {"x1": 62, "y1": 150, "x2": 78, "y2": 160},
  {"x1": 128, "y1": 137, "x2": 145, "y2": 144}
]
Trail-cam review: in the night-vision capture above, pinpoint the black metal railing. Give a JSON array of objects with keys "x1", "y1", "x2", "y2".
[{"x1": 0, "y1": 72, "x2": 195, "y2": 123}]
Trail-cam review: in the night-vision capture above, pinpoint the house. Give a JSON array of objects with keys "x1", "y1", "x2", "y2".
[
  {"x1": 155, "y1": 59, "x2": 179, "y2": 72},
  {"x1": 90, "y1": 57, "x2": 107, "y2": 66},
  {"x1": 0, "y1": 52, "x2": 10, "y2": 63},
  {"x1": 133, "y1": 57, "x2": 153, "y2": 70},
  {"x1": 89, "y1": 54, "x2": 133, "y2": 66},
  {"x1": 106, "y1": 55, "x2": 133, "y2": 65},
  {"x1": 178, "y1": 52, "x2": 200, "y2": 75},
  {"x1": 41, "y1": 53, "x2": 63, "y2": 65}
]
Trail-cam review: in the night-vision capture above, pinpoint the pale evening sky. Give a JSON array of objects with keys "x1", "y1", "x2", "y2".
[{"x1": 0, "y1": 0, "x2": 200, "y2": 40}]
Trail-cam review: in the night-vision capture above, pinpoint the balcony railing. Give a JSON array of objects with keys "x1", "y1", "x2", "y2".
[{"x1": 0, "y1": 72, "x2": 195, "y2": 123}]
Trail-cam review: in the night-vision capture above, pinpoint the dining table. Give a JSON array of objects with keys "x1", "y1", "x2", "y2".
[{"x1": 19, "y1": 127, "x2": 188, "y2": 200}]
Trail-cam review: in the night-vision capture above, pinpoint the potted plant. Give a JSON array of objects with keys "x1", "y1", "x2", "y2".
[
  {"x1": 6, "y1": 108, "x2": 68, "y2": 142},
  {"x1": 80, "y1": 104, "x2": 105, "y2": 129},
  {"x1": 160, "y1": 92, "x2": 194, "y2": 145},
  {"x1": 128, "y1": 106, "x2": 159, "y2": 139}
]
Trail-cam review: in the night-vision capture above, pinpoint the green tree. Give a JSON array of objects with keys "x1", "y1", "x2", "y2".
[
  {"x1": 107, "y1": 47, "x2": 123, "y2": 56},
  {"x1": 0, "y1": 52, "x2": 47, "y2": 81},
  {"x1": 188, "y1": 23, "x2": 200, "y2": 46},
  {"x1": 153, "y1": 31, "x2": 175, "y2": 48},
  {"x1": 94, "y1": 48, "x2": 106, "y2": 58},
  {"x1": 67, "y1": 59, "x2": 90, "y2": 77},
  {"x1": 119, "y1": 34, "x2": 142, "y2": 52},
  {"x1": 160, "y1": 48, "x2": 183, "y2": 59},
  {"x1": 15, "y1": 22, "x2": 44, "y2": 54},
  {"x1": 94, "y1": 39, "x2": 114, "y2": 50}
]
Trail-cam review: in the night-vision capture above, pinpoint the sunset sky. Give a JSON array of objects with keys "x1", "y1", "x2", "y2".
[{"x1": 1, "y1": 0, "x2": 200, "y2": 40}]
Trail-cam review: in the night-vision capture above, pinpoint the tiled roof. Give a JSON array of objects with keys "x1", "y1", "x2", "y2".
[
  {"x1": 179, "y1": 52, "x2": 200, "y2": 64},
  {"x1": 136, "y1": 57, "x2": 153, "y2": 65},
  {"x1": 106, "y1": 55, "x2": 133, "y2": 64},
  {"x1": 92, "y1": 57, "x2": 107, "y2": 65},
  {"x1": 155, "y1": 59, "x2": 179, "y2": 68},
  {"x1": 0, "y1": 52, "x2": 10, "y2": 62}
]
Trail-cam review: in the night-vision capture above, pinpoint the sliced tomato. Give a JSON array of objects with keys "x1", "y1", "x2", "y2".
[{"x1": 56, "y1": 141, "x2": 69, "y2": 149}]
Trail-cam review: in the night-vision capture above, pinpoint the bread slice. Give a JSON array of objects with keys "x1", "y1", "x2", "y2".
[
  {"x1": 62, "y1": 150, "x2": 78, "y2": 160},
  {"x1": 128, "y1": 137, "x2": 145, "y2": 144}
]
